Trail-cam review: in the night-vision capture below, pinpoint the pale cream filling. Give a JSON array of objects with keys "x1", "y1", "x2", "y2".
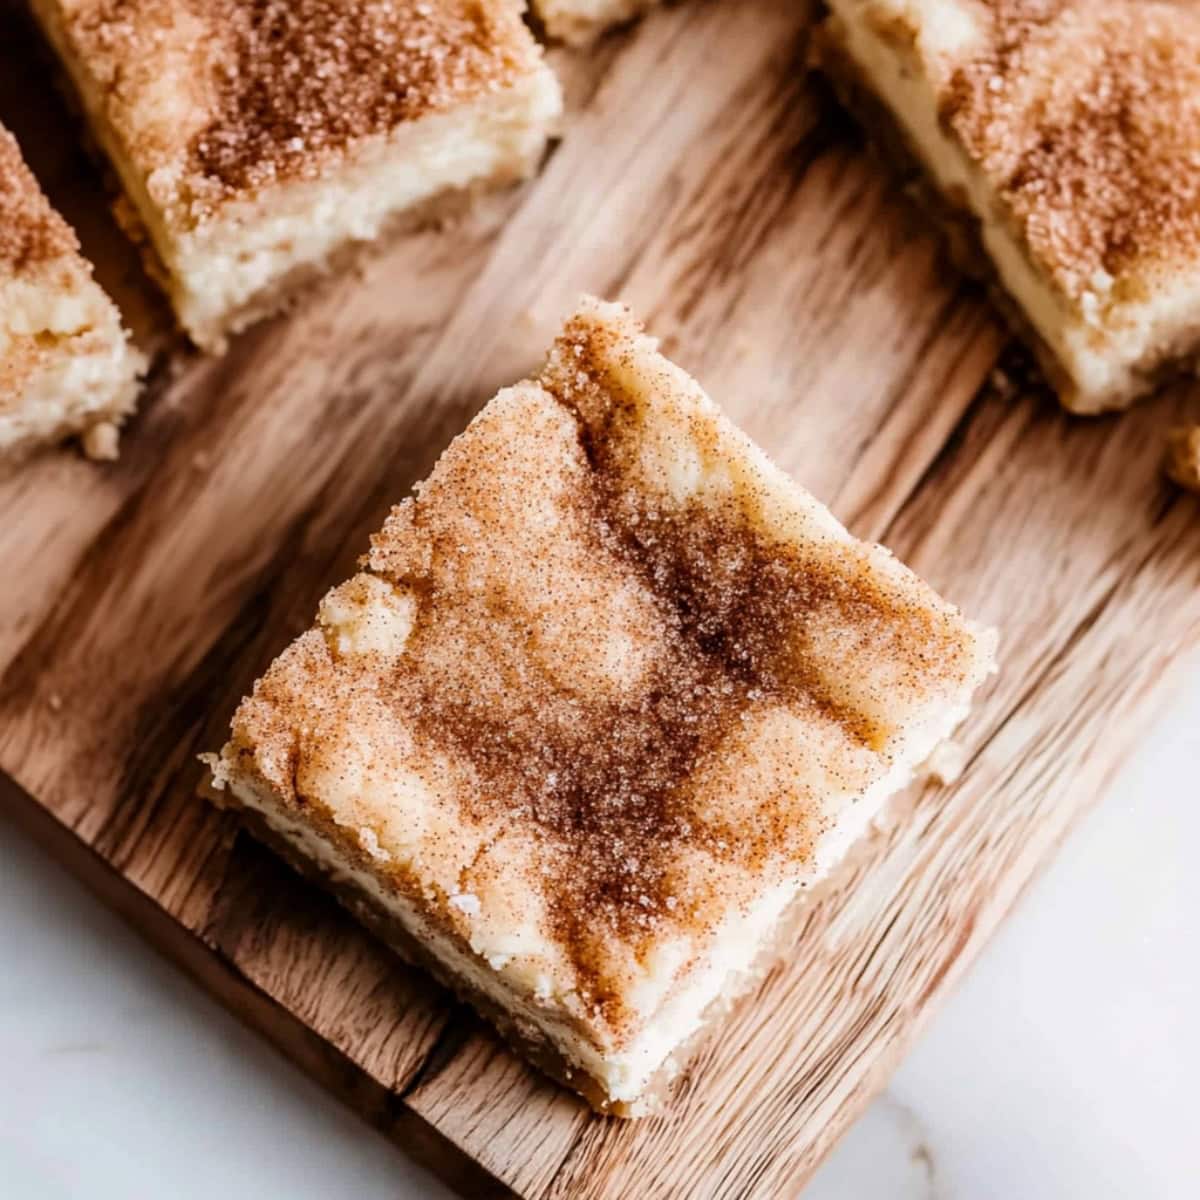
[
  {"x1": 0, "y1": 337, "x2": 137, "y2": 453},
  {"x1": 0, "y1": 277, "x2": 143, "y2": 455},
  {"x1": 3, "y1": 276, "x2": 102, "y2": 340},
  {"x1": 829, "y1": 0, "x2": 1200, "y2": 412}
]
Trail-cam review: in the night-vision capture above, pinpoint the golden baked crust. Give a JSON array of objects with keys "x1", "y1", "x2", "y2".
[
  {"x1": 48, "y1": 0, "x2": 552, "y2": 225},
  {"x1": 213, "y1": 299, "x2": 995, "y2": 1061}
]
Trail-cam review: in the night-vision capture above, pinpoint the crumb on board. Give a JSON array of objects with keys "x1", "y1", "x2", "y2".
[
  {"x1": 923, "y1": 740, "x2": 967, "y2": 786},
  {"x1": 1165, "y1": 426, "x2": 1200, "y2": 492},
  {"x1": 81, "y1": 421, "x2": 120, "y2": 461}
]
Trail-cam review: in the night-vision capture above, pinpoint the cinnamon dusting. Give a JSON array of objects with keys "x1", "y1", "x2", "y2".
[{"x1": 941, "y1": 1, "x2": 1200, "y2": 302}]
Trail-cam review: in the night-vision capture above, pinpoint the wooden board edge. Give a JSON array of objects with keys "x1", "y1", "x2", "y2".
[{"x1": 0, "y1": 770, "x2": 515, "y2": 1200}]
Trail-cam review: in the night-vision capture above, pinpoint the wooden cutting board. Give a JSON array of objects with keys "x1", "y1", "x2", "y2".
[{"x1": 1, "y1": 1, "x2": 1197, "y2": 1195}]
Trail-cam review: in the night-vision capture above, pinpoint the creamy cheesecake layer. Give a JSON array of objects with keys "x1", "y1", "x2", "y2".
[
  {"x1": 533, "y1": 0, "x2": 659, "y2": 44},
  {"x1": 208, "y1": 298, "x2": 996, "y2": 1113},
  {"x1": 822, "y1": 0, "x2": 1200, "y2": 414},
  {"x1": 0, "y1": 125, "x2": 143, "y2": 459},
  {"x1": 32, "y1": 0, "x2": 562, "y2": 350}
]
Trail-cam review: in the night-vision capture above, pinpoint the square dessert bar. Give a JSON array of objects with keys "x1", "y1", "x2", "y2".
[
  {"x1": 32, "y1": 0, "x2": 562, "y2": 350},
  {"x1": 817, "y1": 0, "x2": 1200, "y2": 414},
  {"x1": 0, "y1": 123, "x2": 142, "y2": 460},
  {"x1": 207, "y1": 298, "x2": 996, "y2": 1115},
  {"x1": 533, "y1": 0, "x2": 658, "y2": 44}
]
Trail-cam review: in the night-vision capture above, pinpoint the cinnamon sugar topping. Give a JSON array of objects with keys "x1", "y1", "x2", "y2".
[
  {"x1": 191, "y1": 0, "x2": 541, "y2": 195},
  {"x1": 941, "y1": 1, "x2": 1200, "y2": 300},
  {"x1": 0, "y1": 126, "x2": 77, "y2": 270},
  {"x1": 223, "y1": 302, "x2": 993, "y2": 1033}
]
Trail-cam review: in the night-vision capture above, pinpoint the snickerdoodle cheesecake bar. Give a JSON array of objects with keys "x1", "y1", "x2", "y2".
[
  {"x1": 31, "y1": 0, "x2": 562, "y2": 350},
  {"x1": 205, "y1": 298, "x2": 996, "y2": 1115},
  {"x1": 816, "y1": 0, "x2": 1200, "y2": 414},
  {"x1": 0, "y1": 123, "x2": 142, "y2": 460},
  {"x1": 533, "y1": 0, "x2": 659, "y2": 44}
]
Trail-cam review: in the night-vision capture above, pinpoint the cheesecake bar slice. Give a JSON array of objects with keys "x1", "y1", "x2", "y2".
[
  {"x1": 0, "y1": 123, "x2": 142, "y2": 460},
  {"x1": 206, "y1": 297, "x2": 996, "y2": 1115},
  {"x1": 816, "y1": 0, "x2": 1200, "y2": 414},
  {"x1": 32, "y1": 0, "x2": 562, "y2": 351},
  {"x1": 533, "y1": 0, "x2": 659, "y2": 44}
]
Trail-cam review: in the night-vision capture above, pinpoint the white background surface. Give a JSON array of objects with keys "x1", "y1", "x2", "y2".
[{"x1": 1, "y1": 683, "x2": 1196, "y2": 1199}]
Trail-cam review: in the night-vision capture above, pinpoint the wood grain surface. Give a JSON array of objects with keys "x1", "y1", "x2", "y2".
[{"x1": 1, "y1": 1, "x2": 1197, "y2": 1196}]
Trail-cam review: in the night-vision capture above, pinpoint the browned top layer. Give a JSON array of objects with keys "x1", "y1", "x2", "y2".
[
  {"x1": 227, "y1": 302, "x2": 993, "y2": 1035},
  {"x1": 939, "y1": 0, "x2": 1200, "y2": 300},
  {"x1": 57, "y1": 0, "x2": 545, "y2": 210},
  {"x1": 0, "y1": 124, "x2": 77, "y2": 270}
]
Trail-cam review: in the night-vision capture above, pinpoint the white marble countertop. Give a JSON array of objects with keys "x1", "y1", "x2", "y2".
[{"x1": 2, "y1": 683, "x2": 1195, "y2": 1199}]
